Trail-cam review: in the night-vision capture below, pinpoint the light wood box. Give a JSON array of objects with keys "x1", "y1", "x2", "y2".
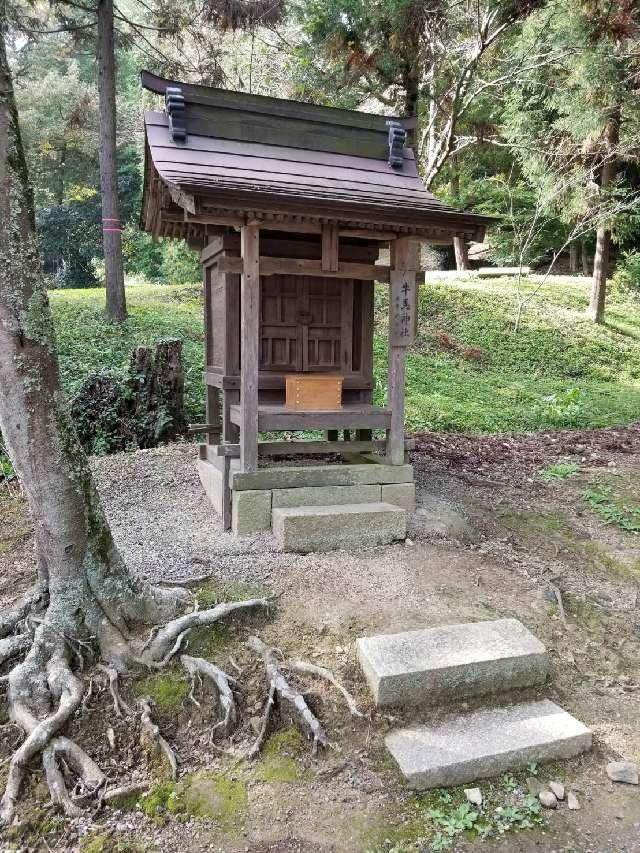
[{"x1": 285, "y1": 374, "x2": 343, "y2": 411}]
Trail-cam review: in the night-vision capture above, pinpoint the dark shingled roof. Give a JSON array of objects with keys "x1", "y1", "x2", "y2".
[{"x1": 140, "y1": 72, "x2": 493, "y2": 240}]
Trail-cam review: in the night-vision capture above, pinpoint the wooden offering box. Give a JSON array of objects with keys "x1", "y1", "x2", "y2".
[{"x1": 285, "y1": 374, "x2": 343, "y2": 411}]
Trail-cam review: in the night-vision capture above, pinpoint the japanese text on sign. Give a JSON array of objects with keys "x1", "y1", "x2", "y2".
[{"x1": 389, "y1": 270, "x2": 416, "y2": 347}]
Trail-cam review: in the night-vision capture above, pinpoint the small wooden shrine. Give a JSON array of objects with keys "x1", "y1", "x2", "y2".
[{"x1": 140, "y1": 71, "x2": 492, "y2": 543}]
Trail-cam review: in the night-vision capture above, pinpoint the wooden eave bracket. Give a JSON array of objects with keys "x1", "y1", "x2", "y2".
[{"x1": 167, "y1": 183, "x2": 196, "y2": 216}]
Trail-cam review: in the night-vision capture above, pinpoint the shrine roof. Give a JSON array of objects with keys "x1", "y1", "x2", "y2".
[{"x1": 140, "y1": 71, "x2": 493, "y2": 243}]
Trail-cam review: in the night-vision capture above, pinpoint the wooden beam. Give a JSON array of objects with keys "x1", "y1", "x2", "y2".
[
  {"x1": 229, "y1": 403, "x2": 391, "y2": 432},
  {"x1": 219, "y1": 255, "x2": 392, "y2": 282},
  {"x1": 239, "y1": 223, "x2": 260, "y2": 472},
  {"x1": 321, "y1": 224, "x2": 339, "y2": 272},
  {"x1": 204, "y1": 438, "x2": 416, "y2": 459},
  {"x1": 387, "y1": 237, "x2": 418, "y2": 466}
]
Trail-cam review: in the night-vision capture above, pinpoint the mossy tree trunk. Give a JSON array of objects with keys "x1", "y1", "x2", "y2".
[{"x1": 0, "y1": 0, "x2": 177, "y2": 657}]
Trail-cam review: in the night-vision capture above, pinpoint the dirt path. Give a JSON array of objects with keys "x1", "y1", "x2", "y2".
[{"x1": 1, "y1": 430, "x2": 639, "y2": 852}]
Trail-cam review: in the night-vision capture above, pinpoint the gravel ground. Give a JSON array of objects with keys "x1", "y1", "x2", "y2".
[{"x1": 2, "y1": 434, "x2": 640, "y2": 852}]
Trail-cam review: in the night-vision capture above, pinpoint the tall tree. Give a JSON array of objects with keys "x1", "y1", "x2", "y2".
[
  {"x1": 0, "y1": 5, "x2": 266, "y2": 821},
  {"x1": 96, "y1": 0, "x2": 126, "y2": 321},
  {"x1": 290, "y1": 0, "x2": 547, "y2": 185},
  {"x1": 503, "y1": 0, "x2": 640, "y2": 322}
]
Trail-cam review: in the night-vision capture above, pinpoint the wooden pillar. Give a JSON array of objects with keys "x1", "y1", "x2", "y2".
[
  {"x1": 240, "y1": 223, "x2": 260, "y2": 472},
  {"x1": 206, "y1": 386, "x2": 221, "y2": 445},
  {"x1": 387, "y1": 237, "x2": 417, "y2": 466}
]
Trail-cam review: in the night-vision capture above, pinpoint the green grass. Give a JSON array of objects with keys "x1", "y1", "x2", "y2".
[
  {"x1": 49, "y1": 275, "x2": 640, "y2": 435},
  {"x1": 50, "y1": 283, "x2": 205, "y2": 423},
  {"x1": 583, "y1": 483, "x2": 640, "y2": 532}
]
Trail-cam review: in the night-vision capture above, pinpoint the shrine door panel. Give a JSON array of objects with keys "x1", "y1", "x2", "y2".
[
  {"x1": 305, "y1": 278, "x2": 353, "y2": 373},
  {"x1": 260, "y1": 276, "x2": 302, "y2": 372}
]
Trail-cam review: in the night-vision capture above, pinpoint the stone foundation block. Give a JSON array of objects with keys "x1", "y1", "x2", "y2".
[
  {"x1": 232, "y1": 489, "x2": 272, "y2": 535},
  {"x1": 272, "y1": 484, "x2": 381, "y2": 508},
  {"x1": 197, "y1": 459, "x2": 224, "y2": 517},
  {"x1": 381, "y1": 482, "x2": 416, "y2": 512}
]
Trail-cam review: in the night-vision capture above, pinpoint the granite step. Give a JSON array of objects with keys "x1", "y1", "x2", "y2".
[
  {"x1": 356, "y1": 619, "x2": 549, "y2": 708},
  {"x1": 385, "y1": 699, "x2": 592, "y2": 789},
  {"x1": 272, "y1": 502, "x2": 406, "y2": 553}
]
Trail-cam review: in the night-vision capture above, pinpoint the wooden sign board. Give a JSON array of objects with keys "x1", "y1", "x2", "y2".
[{"x1": 389, "y1": 270, "x2": 416, "y2": 347}]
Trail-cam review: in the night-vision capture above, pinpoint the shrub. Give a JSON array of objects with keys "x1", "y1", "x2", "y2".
[{"x1": 611, "y1": 251, "x2": 640, "y2": 295}]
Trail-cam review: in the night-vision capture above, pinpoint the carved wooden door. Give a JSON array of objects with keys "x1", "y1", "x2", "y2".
[
  {"x1": 259, "y1": 276, "x2": 353, "y2": 374},
  {"x1": 259, "y1": 275, "x2": 302, "y2": 372},
  {"x1": 304, "y1": 278, "x2": 353, "y2": 372}
]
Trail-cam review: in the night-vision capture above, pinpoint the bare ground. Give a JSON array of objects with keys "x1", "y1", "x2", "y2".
[{"x1": 1, "y1": 427, "x2": 640, "y2": 852}]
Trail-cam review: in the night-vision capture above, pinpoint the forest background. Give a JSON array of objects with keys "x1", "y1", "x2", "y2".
[{"x1": 6, "y1": 0, "x2": 639, "y2": 297}]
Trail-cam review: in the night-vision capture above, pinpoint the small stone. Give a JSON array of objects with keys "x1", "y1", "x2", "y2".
[
  {"x1": 249, "y1": 716, "x2": 262, "y2": 734},
  {"x1": 106, "y1": 727, "x2": 116, "y2": 750},
  {"x1": 539, "y1": 791, "x2": 558, "y2": 809},
  {"x1": 549, "y1": 780, "x2": 565, "y2": 800},
  {"x1": 464, "y1": 787, "x2": 482, "y2": 807},
  {"x1": 567, "y1": 791, "x2": 580, "y2": 810},
  {"x1": 527, "y1": 776, "x2": 546, "y2": 796},
  {"x1": 606, "y1": 761, "x2": 639, "y2": 785},
  {"x1": 405, "y1": 538, "x2": 414, "y2": 546}
]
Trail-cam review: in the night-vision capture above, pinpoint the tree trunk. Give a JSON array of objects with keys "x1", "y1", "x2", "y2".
[
  {"x1": 97, "y1": 0, "x2": 127, "y2": 324},
  {"x1": 0, "y1": 2, "x2": 181, "y2": 664},
  {"x1": 569, "y1": 242, "x2": 578, "y2": 274},
  {"x1": 581, "y1": 240, "x2": 590, "y2": 276},
  {"x1": 587, "y1": 106, "x2": 621, "y2": 323},
  {"x1": 450, "y1": 166, "x2": 469, "y2": 271},
  {"x1": 454, "y1": 237, "x2": 469, "y2": 271},
  {"x1": 589, "y1": 227, "x2": 611, "y2": 322}
]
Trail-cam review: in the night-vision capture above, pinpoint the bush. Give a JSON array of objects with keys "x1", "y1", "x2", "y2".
[{"x1": 611, "y1": 251, "x2": 640, "y2": 295}]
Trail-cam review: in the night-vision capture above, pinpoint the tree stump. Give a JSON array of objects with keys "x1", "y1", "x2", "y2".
[{"x1": 71, "y1": 338, "x2": 185, "y2": 453}]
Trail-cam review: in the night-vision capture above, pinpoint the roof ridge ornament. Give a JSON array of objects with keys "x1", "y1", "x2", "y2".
[
  {"x1": 386, "y1": 120, "x2": 406, "y2": 169},
  {"x1": 166, "y1": 86, "x2": 187, "y2": 143}
]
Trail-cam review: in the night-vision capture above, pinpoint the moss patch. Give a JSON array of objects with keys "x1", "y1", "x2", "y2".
[
  {"x1": 187, "y1": 578, "x2": 270, "y2": 658},
  {"x1": 194, "y1": 578, "x2": 268, "y2": 609},
  {"x1": 133, "y1": 669, "x2": 189, "y2": 714},
  {"x1": 256, "y1": 726, "x2": 309, "y2": 784},
  {"x1": 497, "y1": 507, "x2": 575, "y2": 540},
  {"x1": 5, "y1": 807, "x2": 65, "y2": 846},
  {"x1": 79, "y1": 832, "x2": 147, "y2": 853},
  {"x1": 141, "y1": 773, "x2": 247, "y2": 832},
  {"x1": 583, "y1": 541, "x2": 640, "y2": 580},
  {"x1": 178, "y1": 771, "x2": 247, "y2": 829}
]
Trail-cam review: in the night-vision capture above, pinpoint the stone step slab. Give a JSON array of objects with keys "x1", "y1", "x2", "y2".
[
  {"x1": 386, "y1": 700, "x2": 592, "y2": 789},
  {"x1": 272, "y1": 502, "x2": 406, "y2": 553},
  {"x1": 356, "y1": 619, "x2": 549, "y2": 708}
]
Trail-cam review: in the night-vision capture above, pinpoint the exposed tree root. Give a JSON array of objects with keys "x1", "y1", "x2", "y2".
[
  {"x1": 141, "y1": 598, "x2": 270, "y2": 666},
  {"x1": 281, "y1": 659, "x2": 364, "y2": 718},
  {"x1": 0, "y1": 583, "x2": 48, "y2": 639},
  {"x1": 97, "y1": 664, "x2": 133, "y2": 717},
  {"x1": 247, "y1": 681, "x2": 276, "y2": 759},
  {"x1": 0, "y1": 633, "x2": 31, "y2": 666},
  {"x1": 0, "y1": 593, "x2": 270, "y2": 821},
  {"x1": 102, "y1": 781, "x2": 149, "y2": 805},
  {"x1": 181, "y1": 654, "x2": 239, "y2": 738},
  {"x1": 247, "y1": 636, "x2": 329, "y2": 756},
  {"x1": 0, "y1": 631, "x2": 105, "y2": 825},
  {"x1": 139, "y1": 698, "x2": 178, "y2": 780}
]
